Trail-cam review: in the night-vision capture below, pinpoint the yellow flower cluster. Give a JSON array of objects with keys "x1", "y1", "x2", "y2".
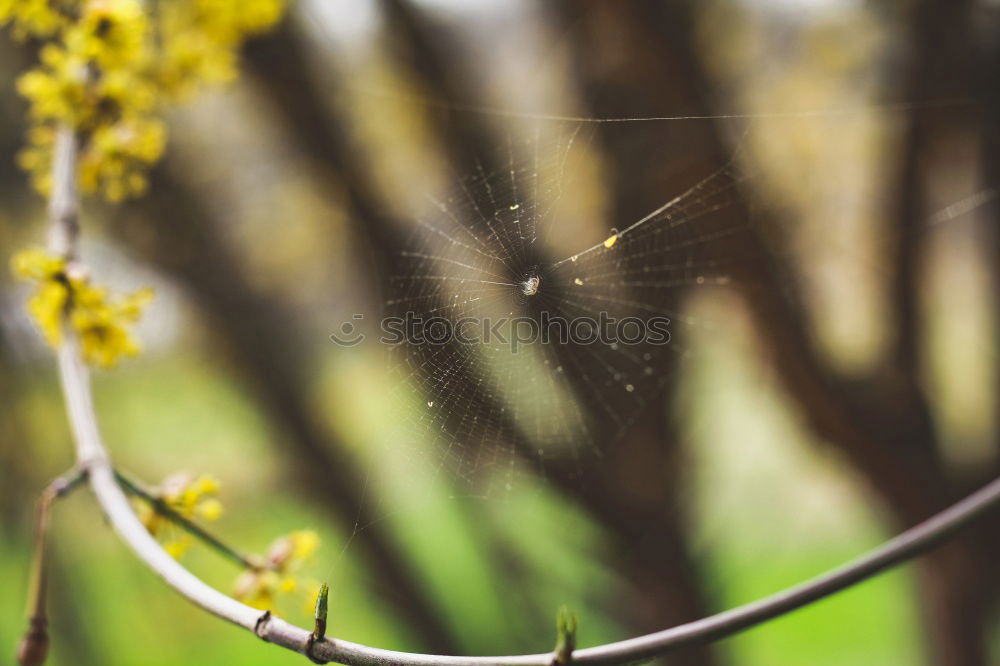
[
  {"x1": 2, "y1": 0, "x2": 286, "y2": 201},
  {"x1": 131, "y1": 467, "x2": 321, "y2": 613},
  {"x1": 0, "y1": 0, "x2": 66, "y2": 39},
  {"x1": 135, "y1": 472, "x2": 224, "y2": 559},
  {"x1": 11, "y1": 247, "x2": 153, "y2": 367},
  {"x1": 235, "y1": 530, "x2": 321, "y2": 614},
  {"x1": 155, "y1": 0, "x2": 287, "y2": 98}
]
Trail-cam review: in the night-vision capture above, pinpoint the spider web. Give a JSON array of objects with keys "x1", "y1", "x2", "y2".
[{"x1": 382, "y1": 121, "x2": 752, "y2": 497}]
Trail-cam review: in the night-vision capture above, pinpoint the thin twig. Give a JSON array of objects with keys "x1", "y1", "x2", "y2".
[
  {"x1": 24, "y1": 467, "x2": 88, "y2": 619},
  {"x1": 114, "y1": 469, "x2": 262, "y2": 571},
  {"x1": 42, "y1": 122, "x2": 1000, "y2": 666},
  {"x1": 17, "y1": 467, "x2": 87, "y2": 665}
]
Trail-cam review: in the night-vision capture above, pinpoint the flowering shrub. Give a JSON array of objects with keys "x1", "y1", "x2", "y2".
[
  {"x1": 5, "y1": 1, "x2": 322, "y2": 623},
  {"x1": 3, "y1": 0, "x2": 286, "y2": 200},
  {"x1": 5, "y1": 0, "x2": 286, "y2": 360}
]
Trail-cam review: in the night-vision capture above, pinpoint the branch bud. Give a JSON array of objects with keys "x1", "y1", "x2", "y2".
[{"x1": 17, "y1": 616, "x2": 49, "y2": 666}]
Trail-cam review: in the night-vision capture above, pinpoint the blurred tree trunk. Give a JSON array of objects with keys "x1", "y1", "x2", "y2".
[
  {"x1": 985, "y1": 1, "x2": 1000, "y2": 471},
  {"x1": 884, "y1": 1, "x2": 998, "y2": 662},
  {"x1": 552, "y1": 0, "x2": 1000, "y2": 662},
  {"x1": 977, "y1": 0, "x2": 1000, "y2": 472}
]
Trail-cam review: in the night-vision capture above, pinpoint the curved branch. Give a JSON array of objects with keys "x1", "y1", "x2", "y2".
[{"x1": 45, "y1": 125, "x2": 1000, "y2": 665}]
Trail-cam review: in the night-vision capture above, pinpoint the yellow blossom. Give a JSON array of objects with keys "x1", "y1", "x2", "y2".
[
  {"x1": 12, "y1": 247, "x2": 65, "y2": 280},
  {"x1": 134, "y1": 472, "x2": 225, "y2": 559},
  {"x1": 160, "y1": 472, "x2": 224, "y2": 520},
  {"x1": 28, "y1": 279, "x2": 71, "y2": 346},
  {"x1": 64, "y1": 0, "x2": 148, "y2": 70},
  {"x1": 164, "y1": 534, "x2": 194, "y2": 559},
  {"x1": 11, "y1": 247, "x2": 153, "y2": 367},
  {"x1": 17, "y1": 125, "x2": 57, "y2": 194},
  {"x1": 78, "y1": 117, "x2": 165, "y2": 200},
  {"x1": 234, "y1": 530, "x2": 321, "y2": 614},
  {"x1": 12, "y1": 248, "x2": 69, "y2": 345},
  {"x1": 71, "y1": 283, "x2": 153, "y2": 367},
  {"x1": 0, "y1": 0, "x2": 72, "y2": 39}
]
